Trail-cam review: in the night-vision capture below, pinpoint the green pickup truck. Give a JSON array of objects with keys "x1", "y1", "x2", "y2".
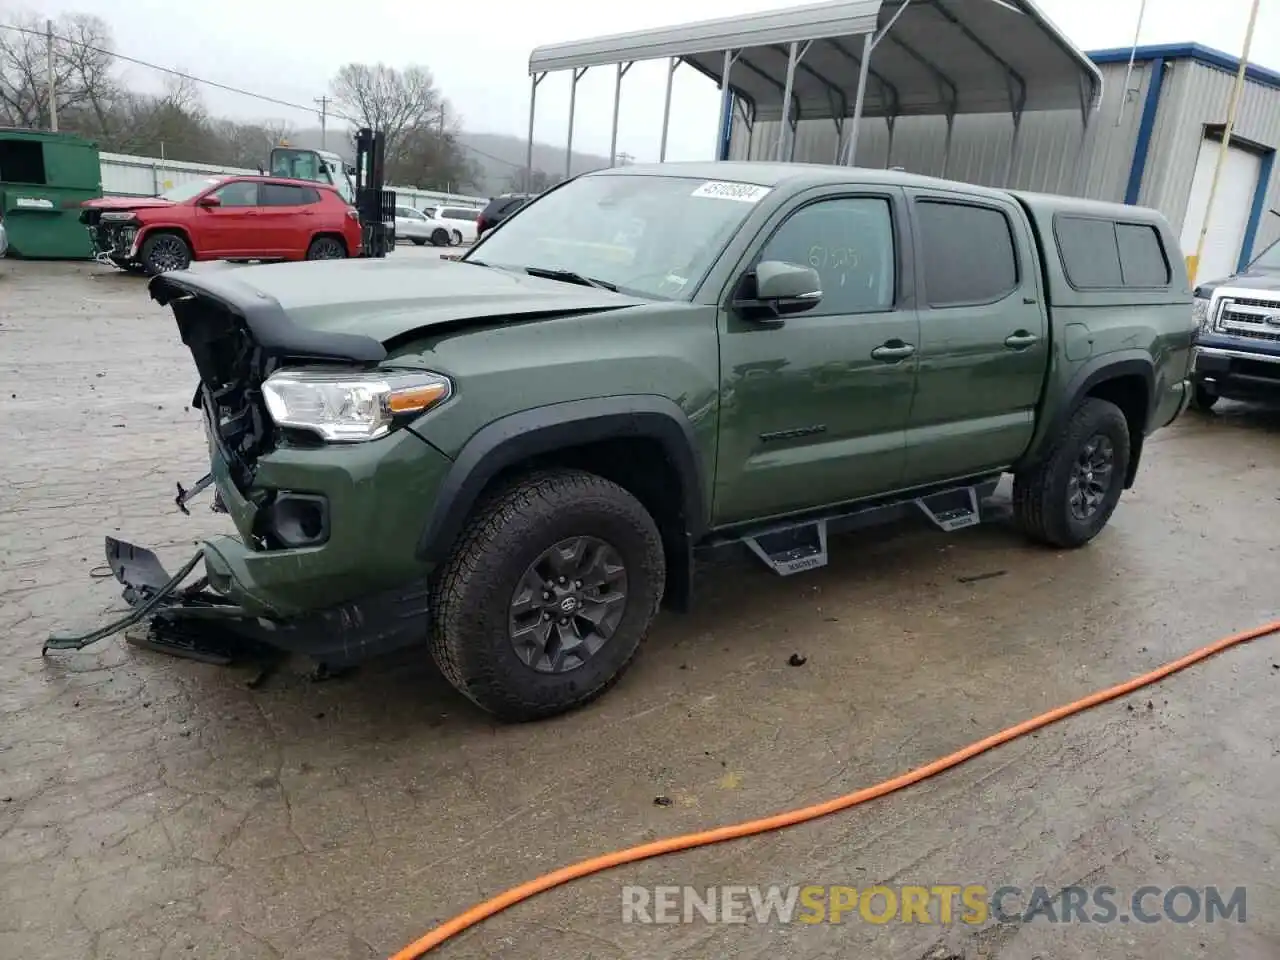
[{"x1": 75, "y1": 163, "x2": 1196, "y2": 721}]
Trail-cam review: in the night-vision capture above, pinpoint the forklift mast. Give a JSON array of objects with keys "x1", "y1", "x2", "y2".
[{"x1": 353, "y1": 127, "x2": 395, "y2": 259}]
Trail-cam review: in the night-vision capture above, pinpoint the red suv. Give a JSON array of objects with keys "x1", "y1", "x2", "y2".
[{"x1": 80, "y1": 175, "x2": 363, "y2": 274}]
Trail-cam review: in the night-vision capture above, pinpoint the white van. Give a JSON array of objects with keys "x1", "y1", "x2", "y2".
[{"x1": 425, "y1": 206, "x2": 480, "y2": 245}]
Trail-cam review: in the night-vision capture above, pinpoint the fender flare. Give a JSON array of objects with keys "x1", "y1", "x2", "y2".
[
  {"x1": 1022, "y1": 351, "x2": 1156, "y2": 486},
  {"x1": 415, "y1": 395, "x2": 709, "y2": 564}
]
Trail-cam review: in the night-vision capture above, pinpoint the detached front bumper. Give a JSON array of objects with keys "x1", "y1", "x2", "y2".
[
  {"x1": 46, "y1": 418, "x2": 454, "y2": 665},
  {"x1": 74, "y1": 535, "x2": 434, "y2": 667}
]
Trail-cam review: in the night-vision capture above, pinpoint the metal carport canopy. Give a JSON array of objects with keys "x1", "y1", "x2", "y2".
[{"x1": 525, "y1": 0, "x2": 1103, "y2": 176}]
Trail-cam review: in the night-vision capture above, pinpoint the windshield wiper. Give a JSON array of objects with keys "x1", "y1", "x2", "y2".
[{"x1": 523, "y1": 266, "x2": 617, "y2": 292}]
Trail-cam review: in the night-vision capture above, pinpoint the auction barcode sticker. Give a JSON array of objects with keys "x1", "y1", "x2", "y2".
[{"x1": 690, "y1": 181, "x2": 771, "y2": 203}]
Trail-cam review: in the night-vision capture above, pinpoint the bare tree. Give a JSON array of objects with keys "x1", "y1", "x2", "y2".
[
  {"x1": 329, "y1": 62, "x2": 475, "y2": 188},
  {"x1": 330, "y1": 63, "x2": 445, "y2": 157},
  {"x1": 0, "y1": 11, "x2": 117, "y2": 130}
]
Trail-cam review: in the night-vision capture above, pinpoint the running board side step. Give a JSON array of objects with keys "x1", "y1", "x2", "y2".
[
  {"x1": 745, "y1": 521, "x2": 829, "y2": 576},
  {"x1": 914, "y1": 486, "x2": 981, "y2": 532},
  {"x1": 732, "y1": 477, "x2": 1000, "y2": 577}
]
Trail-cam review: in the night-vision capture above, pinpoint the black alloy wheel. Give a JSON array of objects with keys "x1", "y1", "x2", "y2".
[{"x1": 507, "y1": 536, "x2": 629, "y2": 674}]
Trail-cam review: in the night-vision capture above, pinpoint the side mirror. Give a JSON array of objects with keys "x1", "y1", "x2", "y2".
[
  {"x1": 197, "y1": 195, "x2": 221, "y2": 208},
  {"x1": 733, "y1": 260, "x2": 823, "y2": 319}
]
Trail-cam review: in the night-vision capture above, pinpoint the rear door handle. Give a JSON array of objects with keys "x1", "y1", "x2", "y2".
[
  {"x1": 1004, "y1": 332, "x2": 1040, "y2": 349},
  {"x1": 871, "y1": 342, "x2": 916, "y2": 362}
]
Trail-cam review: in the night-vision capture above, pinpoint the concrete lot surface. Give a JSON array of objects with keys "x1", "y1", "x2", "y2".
[{"x1": 2, "y1": 255, "x2": 1280, "y2": 960}]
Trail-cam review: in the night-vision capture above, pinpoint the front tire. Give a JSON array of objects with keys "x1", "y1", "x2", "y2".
[
  {"x1": 411, "y1": 237, "x2": 427, "y2": 246},
  {"x1": 429, "y1": 469, "x2": 666, "y2": 722},
  {"x1": 1012, "y1": 397, "x2": 1131, "y2": 549},
  {"x1": 430, "y1": 227, "x2": 450, "y2": 247},
  {"x1": 139, "y1": 231, "x2": 191, "y2": 275},
  {"x1": 1189, "y1": 382, "x2": 1219, "y2": 412}
]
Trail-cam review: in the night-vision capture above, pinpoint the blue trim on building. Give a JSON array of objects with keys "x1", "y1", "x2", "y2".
[
  {"x1": 1239, "y1": 148, "x2": 1277, "y2": 270},
  {"x1": 1088, "y1": 43, "x2": 1280, "y2": 92},
  {"x1": 1124, "y1": 58, "x2": 1166, "y2": 205}
]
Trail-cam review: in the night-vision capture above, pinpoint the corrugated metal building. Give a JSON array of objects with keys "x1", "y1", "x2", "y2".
[{"x1": 728, "y1": 43, "x2": 1280, "y2": 283}]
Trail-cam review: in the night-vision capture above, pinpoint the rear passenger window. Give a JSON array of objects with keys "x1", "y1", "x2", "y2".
[
  {"x1": 1116, "y1": 223, "x2": 1170, "y2": 286},
  {"x1": 261, "y1": 183, "x2": 315, "y2": 206},
  {"x1": 916, "y1": 201, "x2": 1018, "y2": 307},
  {"x1": 1055, "y1": 216, "x2": 1171, "y2": 289}
]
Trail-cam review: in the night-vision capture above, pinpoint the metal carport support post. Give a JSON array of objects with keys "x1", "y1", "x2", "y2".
[
  {"x1": 1004, "y1": 76, "x2": 1027, "y2": 187},
  {"x1": 610, "y1": 61, "x2": 634, "y2": 166},
  {"x1": 775, "y1": 41, "x2": 812, "y2": 161},
  {"x1": 565, "y1": 66, "x2": 588, "y2": 181},
  {"x1": 844, "y1": 0, "x2": 912, "y2": 166},
  {"x1": 525, "y1": 72, "x2": 545, "y2": 192},
  {"x1": 660, "y1": 58, "x2": 680, "y2": 162},
  {"x1": 842, "y1": 32, "x2": 874, "y2": 166},
  {"x1": 716, "y1": 49, "x2": 740, "y2": 160}
]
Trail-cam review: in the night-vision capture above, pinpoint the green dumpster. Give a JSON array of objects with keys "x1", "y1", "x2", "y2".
[{"x1": 0, "y1": 129, "x2": 102, "y2": 259}]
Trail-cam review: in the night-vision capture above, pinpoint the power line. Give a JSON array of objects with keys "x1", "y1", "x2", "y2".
[
  {"x1": 0, "y1": 20, "x2": 333, "y2": 118},
  {"x1": 0, "y1": 19, "x2": 525, "y2": 168}
]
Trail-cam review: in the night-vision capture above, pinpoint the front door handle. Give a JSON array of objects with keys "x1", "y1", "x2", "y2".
[
  {"x1": 1004, "y1": 331, "x2": 1040, "y2": 349},
  {"x1": 870, "y1": 341, "x2": 916, "y2": 362}
]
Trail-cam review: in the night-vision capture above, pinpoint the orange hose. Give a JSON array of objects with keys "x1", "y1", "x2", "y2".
[{"x1": 390, "y1": 617, "x2": 1280, "y2": 960}]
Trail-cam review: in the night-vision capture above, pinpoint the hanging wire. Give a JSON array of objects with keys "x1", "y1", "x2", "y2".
[{"x1": 0, "y1": 20, "x2": 523, "y2": 168}]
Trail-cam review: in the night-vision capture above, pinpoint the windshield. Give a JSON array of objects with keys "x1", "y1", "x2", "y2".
[
  {"x1": 1248, "y1": 238, "x2": 1280, "y2": 271},
  {"x1": 160, "y1": 178, "x2": 224, "y2": 202},
  {"x1": 466, "y1": 173, "x2": 769, "y2": 299}
]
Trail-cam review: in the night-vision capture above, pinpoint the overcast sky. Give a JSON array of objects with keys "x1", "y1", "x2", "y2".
[{"x1": 13, "y1": 0, "x2": 1280, "y2": 169}]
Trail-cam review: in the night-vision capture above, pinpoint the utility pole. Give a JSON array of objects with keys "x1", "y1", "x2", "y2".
[
  {"x1": 46, "y1": 20, "x2": 57, "y2": 132},
  {"x1": 1116, "y1": 0, "x2": 1149, "y2": 127},
  {"x1": 314, "y1": 96, "x2": 329, "y2": 150},
  {"x1": 1190, "y1": 0, "x2": 1261, "y2": 284}
]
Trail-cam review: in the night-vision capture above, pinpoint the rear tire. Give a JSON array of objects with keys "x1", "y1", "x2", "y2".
[
  {"x1": 305, "y1": 236, "x2": 347, "y2": 260},
  {"x1": 430, "y1": 228, "x2": 450, "y2": 247},
  {"x1": 139, "y1": 231, "x2": 191, "y2": 275},
  {"x1": 1189, "y1": 382, "x2": 1219, "y2": 412},
  {"x1": 428, "y1": 469, "x2": 666, "y2": 722},
  {"x1": 451, "y1": 229, "x2": 463, "y2": 246},
  {"x1": 1012, "y1": 397, "x2": 1131, "y2": 549}
]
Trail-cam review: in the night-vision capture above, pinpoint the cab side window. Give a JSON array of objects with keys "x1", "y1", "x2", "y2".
[
  {"x1": 211, "y1": 181, "x2": 259, "y2": 207},
  {"x1": 757, "y1": 197, "x2": 896, "y2": 315},
  {"x1": 916, "y1": 200, "x2": 1019, "y2": 307}
]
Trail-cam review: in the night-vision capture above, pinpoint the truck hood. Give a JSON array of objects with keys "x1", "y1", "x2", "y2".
[
  {"x1": 1195, "y1": 268, "x2": 1280, "y2": 298},
  {"x1": 150, "y1": 256, "x2": 649, "y2": 355}
]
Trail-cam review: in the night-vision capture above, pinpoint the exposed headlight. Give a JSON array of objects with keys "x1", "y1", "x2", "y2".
[
  {"x1": 99, "y1": 211, "x2": 138, "y2": 222},
  {"x1": 1192, "y1": 296, "x2": 1212, "y2": 330},
  {"x1": 261, "y1": 369, "x2": 452, "y2": 442}
]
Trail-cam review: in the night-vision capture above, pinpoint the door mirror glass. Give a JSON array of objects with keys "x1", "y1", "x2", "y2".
[{"x1": 197, "y1": 194, "x2": 221, "y2": 208}]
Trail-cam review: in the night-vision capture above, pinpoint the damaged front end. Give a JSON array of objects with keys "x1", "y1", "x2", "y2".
[
  {"x1": 80, "y1": 207, "x2": 142, "y2": 268},
  {"x1": 45, "y1": 270, "x2": 439, "y2": 668}
]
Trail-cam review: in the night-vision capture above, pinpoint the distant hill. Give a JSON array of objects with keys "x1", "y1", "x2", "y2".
[{"x1": 284, "y1": 127, "x2": 611, "y2": 196}]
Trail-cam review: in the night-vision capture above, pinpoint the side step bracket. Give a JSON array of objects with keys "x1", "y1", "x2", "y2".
[
  {"x1": 914, "y1": 486, "x2": 982, "y2": 532},
  {"x1": 744, "y1": 520, "x2": 829, "y2": 576}
]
